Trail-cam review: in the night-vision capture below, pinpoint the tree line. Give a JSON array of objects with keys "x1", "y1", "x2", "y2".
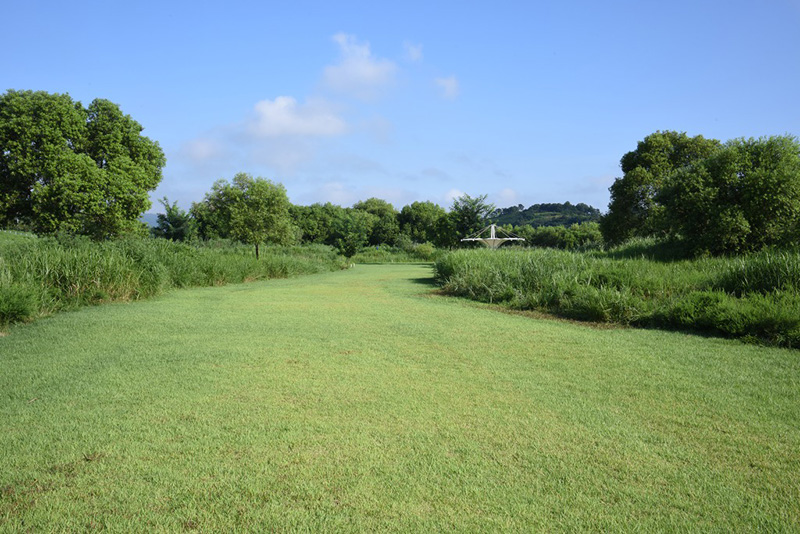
[
  {"x1": 158, "y1": 179, "x2": 501, "y2": 257},
  {"x1": 3, "y1": 90, "x2": 798, "y2": 257}
]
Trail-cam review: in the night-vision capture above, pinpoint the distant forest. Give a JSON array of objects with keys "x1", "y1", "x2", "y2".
[{"x1": 489, "y1": 202, "x2": 601, "y2": 227}]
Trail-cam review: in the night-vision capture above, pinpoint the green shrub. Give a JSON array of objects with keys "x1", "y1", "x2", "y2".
[{"x1": 0, "y1": 284, "x2": 38, "y2": 325}]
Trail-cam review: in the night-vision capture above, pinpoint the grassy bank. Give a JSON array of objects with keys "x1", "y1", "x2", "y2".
[
  {"x1": 434, "y1": 245, "x2": 800, "y2": 347},
  {"x1": 1, "y1": 264, "x2": 798, "y2": 530},
  {"x1": 0, "y1": 233, "x2": 347, "y2": 328}
]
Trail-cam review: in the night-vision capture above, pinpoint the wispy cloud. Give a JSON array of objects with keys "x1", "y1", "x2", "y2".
[
  {"x1": 435, "y1": 75, "x2": 460, "y2": 100},
  {"x1": 403, "y1": 41, "x2": 423, "y2": 62},
  {"x1": 179, "y1": 138, "x2": 226, "y2": 163},
  {"x1": 248, "y1": 96, "x2": 347, "y2": 137},
  {"x1": 323, "y1": 33, "x2": 397, "y2": 100},
  {"x1": 444, "y1": 188, "x2": 464, "y2": 204},
  {"x1": 494, "y1": 188, "x2": 519, "y2": 206}
]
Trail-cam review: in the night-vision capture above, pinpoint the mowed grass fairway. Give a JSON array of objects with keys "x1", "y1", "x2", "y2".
[{"x1": 1, "y1": 264, "x2": 799, "y2": 531}]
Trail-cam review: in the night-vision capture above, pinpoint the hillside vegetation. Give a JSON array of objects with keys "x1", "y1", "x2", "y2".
[{"x1": 490, "y1": 202, "x2": 601, "y2": 227}]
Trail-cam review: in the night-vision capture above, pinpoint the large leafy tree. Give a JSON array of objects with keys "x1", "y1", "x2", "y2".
[
  {"x1": 0, "y1": 89, "x2": 165, "y2": 238},
  {"x1": 398, "y1": 200, "x2": 447, "y2": 244},
  {"x1": 352, "y1": 197, "x2": 399, "y2": 246},
  {"x1": 658, "y1": 135, "x2": 800, "y2": 254},
  {"x1": 600, "y1": 131, "x2": 720, "y2": 245},
  {"x1": 190, "y1": 179, "x2": 240, "y2": 240}
]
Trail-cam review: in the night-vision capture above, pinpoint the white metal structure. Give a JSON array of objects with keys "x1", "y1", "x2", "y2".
[{"x1": 460, "y1": 224, "x2": 525, "y2": 249}]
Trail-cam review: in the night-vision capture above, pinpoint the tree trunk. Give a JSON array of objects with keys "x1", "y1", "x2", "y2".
[{"x1": 255, "y1": 242, "x2": 259, "y2": 260}]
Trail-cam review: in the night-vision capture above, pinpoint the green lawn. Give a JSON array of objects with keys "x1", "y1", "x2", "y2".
[{"x1": 1, "y1": 264, "x2": 798, "y2": 531}]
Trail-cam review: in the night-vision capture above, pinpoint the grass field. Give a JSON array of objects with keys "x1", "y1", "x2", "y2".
[{"x1": 1, "y1": 264, "x2": 799, "y2": 531}]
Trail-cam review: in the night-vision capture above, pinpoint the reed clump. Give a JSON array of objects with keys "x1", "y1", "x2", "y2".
[
  {"x1": 434, "y1": 244, "x2": 800, "y2": 348},
  {"x1": 0, "y1": 232, "x2": 347, "y2": 327}
]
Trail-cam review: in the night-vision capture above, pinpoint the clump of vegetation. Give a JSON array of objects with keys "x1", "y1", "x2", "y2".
[
  {"x1": 434, "y1": 244, "x2": 800, "y2": 347},
  {"x1": 0, "y1": 233, "x2": 347, "y2": 328}
]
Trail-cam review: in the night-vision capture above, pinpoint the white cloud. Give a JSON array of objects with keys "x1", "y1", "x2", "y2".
[
  {"x1": 248, "y1": 96, "x2": 347, "y2": 137},
  {"x1": 494, "y1": 188, "x2": 519, "y2": 206},
  {"x1": 435, "y1": 75, "x2": 460, "y2": 100},
  {"x1": 323, "y1": 33, "x2": 397, "y2": 100},
  {"x1": 403, "y1": 41, "x2": 423, "y2": 62},
  {"x1": 444, "y1": 188, "x2": 464, "y2": 204},
  {"x1": 179, "y1": 138, "x2": 225, "y2": 163}
]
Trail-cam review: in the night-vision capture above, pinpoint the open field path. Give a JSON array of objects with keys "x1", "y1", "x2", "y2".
[{"x1": 1, "y1": 264, "x2": 799, "y2": 531}]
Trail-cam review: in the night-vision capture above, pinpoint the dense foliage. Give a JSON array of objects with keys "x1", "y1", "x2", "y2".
[
  {"x1": 151, "y1": 197, "x2": 197, "y2": 242},
  {"x1": 0, "y1": 90, "x2": 165, "y2": 238},
  {"x1": 601, "y1": 131, "x2": 800, "y2": 255},
  {"x1": 434, "y1": 244, "x2": 800, "y2": 347},
  {"x1": 658, "y1": 136, "x2": 800, "y2": 254},
  {"x1": 509, "y1": 222, "x2": 602, "y2": 250},
  {"x1": 0, "y1": 232, "x2": 347, "y2": 327},
  {"x1": 600, "y1": 131, "x2": 721, "y2": 245}
]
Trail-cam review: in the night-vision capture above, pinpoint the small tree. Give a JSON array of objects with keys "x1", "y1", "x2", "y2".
[
  {"x1": 152, "y1": 197, "x2": 196, "y2": 242},
  {"x1": 446, "y1": 193, "x2": 495, "y2": 247},
  {"x1": 227, "y1": 173, "x2": 295, "y2": 259},
  {"x1": 331, "y1": 209, "x2": 378, "y2": 257}
]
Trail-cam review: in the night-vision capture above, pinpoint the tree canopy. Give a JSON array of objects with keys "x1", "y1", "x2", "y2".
[
  {"x1": 191, "y1": 173, "x2": 295, "y2": 258},
  {"x1": 0, "y1": 89, "x2": 165, "y2": 238},
  {"x1": 442, "y1": 193, "x2": 495, "y2": 247},
  {"x1": 352, "y1": 198, "x2": 399, "y2": 246},
  {"x1": 398, "y1": 201, "x2": 447, "y2": 244},
  {"x1": 600, "y1": 131, "x2": 721, "y2": 245},
  {"x1": 658, "y1": 135, "x2": 800, "y2": 254}
]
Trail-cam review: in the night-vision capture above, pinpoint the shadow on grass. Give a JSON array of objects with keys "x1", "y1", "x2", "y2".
[{"x1": 409, "y1": 276, "x2": 437, "y2": 287}]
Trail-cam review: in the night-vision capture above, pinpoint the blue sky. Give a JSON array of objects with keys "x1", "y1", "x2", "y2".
[{"x1": 4, "y1": 0, "x2": 799, "y2": 212}]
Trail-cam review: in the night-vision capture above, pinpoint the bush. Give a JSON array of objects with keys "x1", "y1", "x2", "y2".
[{"x1": 0, "y1": 284, "x2": 38, "y2": 325}]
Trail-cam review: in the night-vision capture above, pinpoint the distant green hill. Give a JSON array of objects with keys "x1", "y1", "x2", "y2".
[
  {"x1": 139, "y1": 212, "x2": 159, "y2": 228},
  {"x1": 490, "y1": 202, "x2": 601, "y2": 227}
]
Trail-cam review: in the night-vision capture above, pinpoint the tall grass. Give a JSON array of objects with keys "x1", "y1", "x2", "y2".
[
  {"x1": 350, "y1": 242, "x2": 442, "y2": 263},
  {"x1": 434, "y1": 245, "x2": 800, "y2": 347},
  {"x1": 0, "y1": 234, "x2": 347, "y2": 327}
]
